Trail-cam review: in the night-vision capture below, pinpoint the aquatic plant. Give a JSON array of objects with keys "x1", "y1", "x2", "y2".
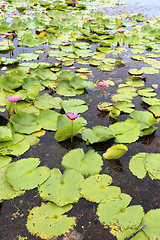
[
  {"x1": 66, "y1": 112, "x2": 81, "y2": 142},
  {"x1": 97, "y1": 81, "x2": 108, "y2": 102}
]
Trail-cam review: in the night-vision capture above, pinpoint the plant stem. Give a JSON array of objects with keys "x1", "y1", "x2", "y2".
[
  {"x1": 125, "y1": 224, "x2": 146, "y2": 240},
  {"x1": 102, "y1": 87, "x2": 105, "y2": 102},
  {"x1": 71, "y1": 120, "x2": 73, "y2": 143}
]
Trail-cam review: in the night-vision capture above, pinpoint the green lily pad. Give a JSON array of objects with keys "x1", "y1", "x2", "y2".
[
  {"x1": 0, "y1": 165, "x2": 25, "y2": 201},
  {"x1": 80, "y1": 174, "x2": 121, "y2": 203},
  {"x1": 10, "y1": 112, "x2": 42, "y2": 134},
  {"x1": 17, "y1": 53, "x2": 39, "y2": 61},
  {"x1": 0, "y1": 126, "x2": 12, "y2": 142},
  {"x1": 5, "y1": 158, "x2": 50, "y2": 191},
  {"x1": 144, "y1": 153, "x2": 160, "y2": 179},
  {"x1": 97, "y1": 193, "x2": 144, "y2": 236},
  {"x1": 141, "y1": 209, "x2": 160, "y2": 239},
  {"x1": 0, "y1": 57, "x2": 19, "y2": 65},
  {"x1": 98, "y1": 64, "x2": 114, "y2": 71},
  {"x1": 81, "y1": 126, "x2": 115, "y2": 144},
  {"x1": 149, "y1": 105, "x2": 160, "y2": 117},
  {"x1": 61, "y1": 99, "x2": 88, "y2": 113},
  {"x1": 0, "y1": 156, "x2": 12, "y2": 169},
  {"x1": 131, "y1": 55, "x2": 146, "y2": 61},
  {"x1": 111, "y1": 93, "x2": 133, "y2": 102},
  {"x1": 128, "y1": 68, "x2": 143, "y2": 75},
  {"x1": 113, "y1": 101, "x2": 135, "y2": 113},
  {"x1": 137, "y1": 87, "x2": 157, "y2": 97},
  {"x1": 129, "y1": 152, "x2": 148, "y2": 179},
  {"x1": 97, "y1": 102, "x2": 113, "y2": 112},
  {"x1": 140, "y1": 67, "x2": 159, "y2": 74},
  {"x1": 74, "y1": 49, "x2": 94, "y2": 57},
  {"x1": 37, "y1": 109, "x2": 60, "y2": 131},
  {"x1": 27, "y1": 202, "x2": 76, "y2": 239},
  {"x1": 125, "y1": 76, "x2": 145, "y2": 87},
  {"x1": 69, "y1": 76, "x2": 94, "y2": 90},
  {"x1": 109, "y1": 119, "x2": 141, "y2": 143},
  {"x1": 142, "y1": 97, "x2": 160, "y2": 105},
  {"x1": 61, "y1": 148, "x2": 103, "y2": 175},
  {"x1": 146, "y1": 53, "x2": 160, "y2": 58},
  {"x1": 34, "y1": 94, "x2": 62, "y2": 110},
  {"x1": 130, "y1": 110, "x2": 158, "y2": 126},
  {"x1": 33, "y1": 68, "x2": 57, "y2": 81},
  {"x1": 103, "y1": 144, "x2": 128, "y2": 160},
  {"x1": 0, "y1": 133, "x2": 30, "y2": 156},
  {"x1": 117, "y1": 86, "x2": 137, "y2": 97},
  {"x1": 0, "y1": 74, "x2": 23, "y2": 92},
  {"x1": 56, "y1": 80, "x2": 84, "y2": 97},
  {"x1": 39, "y1": 168, "x2": 84, "y2": 206}
]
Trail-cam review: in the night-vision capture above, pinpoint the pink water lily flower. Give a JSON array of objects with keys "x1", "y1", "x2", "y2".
[
  {"x1": 74, "y1": 1, "x2": 79, "y2": 4},
  {"x1": 4, "y1": 33, "x2": 12, "y2": 37},
  {"x1": 118, "y1": 29, "x2": 125, "y2": 33},
  {"x1": 66, "y1": 112, "x2": 81, "y2": 120},
  {"x1": 98, "y1": 81, "x2": 108, "y2": 87},
  {"x1": 88, "y1": 17, "x2": 94, "y2": 21},
  {"x1": 7, "y1": 96, "x2": 21, "y2": 102},
  {"x1": 12, "y1": 11, "x2": 18, "y2": 15},
  {"x1": 1, "y1": 4, "x2": 6, "y2": 7},
  {"x1": 62, "y1": 17, "x2": 66, "y2": 21}
]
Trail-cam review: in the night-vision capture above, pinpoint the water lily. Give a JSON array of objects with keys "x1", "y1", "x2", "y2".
[
  {"x1": 118, "y1": 29, "x2": 125, "y2": 33},
  {"x1": 88, "y1": 17, "x2": 94, "y2": 21},
  {"x1": 98, "y1": 81, "x2": 108, "y2": 102},
  {"x1": 4, "y1": 33, "x2": 12, "y2": 37},
  {"x1": 74, "y1": 1, "x2": 79, "y2": 4},
  {"x1": 7, "y1": 95, "x2": 21, "y2": 116},
  {"x1": 66, "y1": 112, "x2": 81, "y2": 142},
  {"x1": 0, "y1": 3, "x2": 6, "y2": 7},
  {"x1": 7, "y1": 96, "x2": 21, "y2": 102},
  {"x1": 62, "y1": 17, "x2": 66, "y2": 21},
  {"x1": 12, "y1": 11, "x2": 18, "y2": 15}
]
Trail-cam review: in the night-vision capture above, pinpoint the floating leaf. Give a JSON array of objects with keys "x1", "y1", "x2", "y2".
[
  {"x1": 0, "y1": 155, "x2": 12, "y2": 169},
  {"x1": 97, "y1": 102, "x2": 113, "y2": 112},
  {"x1": 34, "y1": 94, "x2": 62, "y2": 110},
  {"x1": 130, "y1": 110, "x2": 158, "y2": 126},
  {"x1": 137, "y1": 87, "x2": 157, "y2": 97},
  {"x1": 113, "y1": 101, "x2": 135, "y2": 113},
  {"x1": 129, "y1": 152, "x2": 148, "y2": 179},
  {"x1": 0, "y1": 133, "x2": 30, "y2": 156},
  {"x1": 0, "y1": 165, "x2": 25, "y2": 201},
  {"x1": 128, "y1": 68, "x2": 143, "y2": 75},
  {"x1": 0, "y1": 57, "x2": 19, "y2": 65},
  {"x1": 17, "y1": 53, "x2": 39, "y2": 61},
  {"x1": 140, "y1": 67, "x2": 159, "y2": 74},
  {"x1": 141, "y1": 209, "x2": 160, "y2": 239},
  {"x1": 27, "y1": 202, "x2": 76, "y2": 239},
  {"x1": 131, "y1": 55, "x2": 146, "y2": 61},
  {"x1": 80, "y1": 174, "x2": 121, "y2": 203},
  {"x1": 61, "y1": 148, "x2": 103, "y2": 175},
  {"x1": 0, "y1": 126, "x2": 12, "y2": 142},
  {"x1": 11, "y1": 112, "x2": 42, "y2": 134},
  {"x1": 39, "y1": 168, "x2": 84, "y2": 206},
  {"x1": 144, "y1": 153, "x2": 160, "y2": 179},
  {"x1": 148, "y1": 104, "x2": 160, "y2": 117},
  {"x1": 61, "y1": 99, "x2": 88, "y2": 113},
  {"x1": 125, "y1": 76, "x2": 145, "y2": 87},
  {"x1": 81, "y1": 126, "x2": 115, "y2": 144},
  {"x1": 56, "y1": 80, "x2": 84, "y2": 97},
  {"x1": 142, "y1": 97, "x2": 160, "y2": 105},
  {"x1": 109, "y1": 119, "x2": 141, "y2": 143},
  {"x1": 103, "y1": 144, "x2": 128, "y2": 160},
  {"x1": 37, "y1": 109, "x2": 60, "y2": 131},
  {"x1": 5, "y1": 158, "x2": 50, "y2": 191}
]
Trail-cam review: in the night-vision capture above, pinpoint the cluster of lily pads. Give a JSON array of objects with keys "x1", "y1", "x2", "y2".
[{"x1": 0, "y1": 0, "x2": 160, "y2": 239}]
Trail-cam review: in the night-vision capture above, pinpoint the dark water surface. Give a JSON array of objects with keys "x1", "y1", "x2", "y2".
[{"x1": 1, "y1": 0, "x2": 160, "y2": 239}]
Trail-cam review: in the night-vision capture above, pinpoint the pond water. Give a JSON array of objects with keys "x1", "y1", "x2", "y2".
[{"x1": 0, "y1": 0, "x2": 160, "y2": 239}]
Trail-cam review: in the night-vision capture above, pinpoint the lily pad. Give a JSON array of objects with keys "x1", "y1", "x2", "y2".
[
  {"x1": 129, "y1": 152, "x2": 148, "y2": 179},
  {"x1": 109, "y1": 119, "x2": 141, "y2": 143},
  {"x1": 141, "y1": 209, "x2": 160, "y2": 239},
  {"x1": 113, "y1": 101, "x2": 135, "y2": 113},
  {"x1": 37, "y1": 109, "x2": 60, "y2": 131},
  {"x1": 0, "y1": 165, "x2": 25, "y2": 201},
  {"x1": 17, "y1": 53, "x2": 39, "y2": 61},
  {"x1": 149, "y1": 105, "x2": 160, "y2": 117},
  {"x1": 27, "y1": 202, "x2": 76, "y2": 239},
  {"x1": 80, "y1": 174, "x2": 121, "y2": 203},
  {"x1": 103, "y1": 144, "x2": 128, "y2": 160},
  {"x1": 39, "y1": 168, "x2": 84, "y2": 206},
  {"x1": 137, "y1": 87, "x2": 157, "y2": 97},
  {"x1": 10, "y1": 112, "x2": 42, "y2": 134},
  {"x1": 5, "y1": 158, "x2": 50, "y2": 191},
  {"x1": 61, "y1": 99, "x2": 88, "y2": 113},
  {"x1": 0, "y1": 126, "x2": 12, "y2": 142},
  {"x1": 34, "y1": 94, "x2": 62, "y2": 110},
  {"x1": 61, "y1": 148, "x2": 103, "y2": 175},
  {"x1": 81, "y1": 126, "x2": 115, "y2": 144}
]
